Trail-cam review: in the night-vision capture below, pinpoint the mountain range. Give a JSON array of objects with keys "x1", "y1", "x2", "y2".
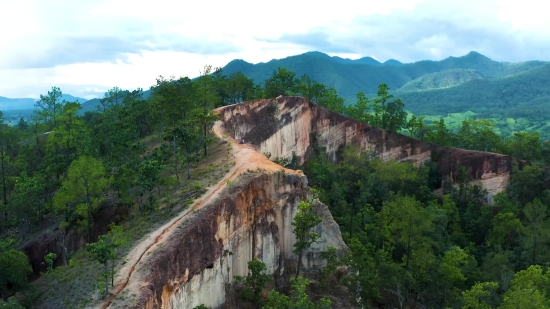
[{"x1": 0, "y1": 94, "x2": 87, "y2": 111}]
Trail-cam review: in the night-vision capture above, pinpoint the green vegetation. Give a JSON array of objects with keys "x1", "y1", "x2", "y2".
[
  {"x1": 292, "y1": 197, "x2": 323, "y2": 277},
  {"x1": 264, "y1": 276, "x2": 332, "y2": 309},
  {"x1": 234, "y1": 258, "x2": 272, "y2": 308},
  {"x1": 1, "y1": 56, "x2": 549, "y2": 308}
]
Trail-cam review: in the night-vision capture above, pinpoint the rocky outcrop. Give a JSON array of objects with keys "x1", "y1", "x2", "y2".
[
  {"x1": 103, "y1": 96, "x2": 526, "y2": 309},
  {"x1": 218, "y1": 96, "x2": 526, "y2": 197},
  {"x1": 126, "y1": 172, "x2": 347, "y2": 309}
]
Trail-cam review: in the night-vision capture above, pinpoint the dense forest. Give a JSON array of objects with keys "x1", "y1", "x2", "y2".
[{"x1": 1, "y1": 64, "x2": 549, "y2": 308}]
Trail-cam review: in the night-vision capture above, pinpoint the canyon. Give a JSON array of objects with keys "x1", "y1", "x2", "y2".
[{"x1": 28, "y1": 96, "x2": 527, "y2": 308}]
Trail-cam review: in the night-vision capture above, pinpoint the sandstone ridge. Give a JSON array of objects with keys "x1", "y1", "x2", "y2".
[
  {"x1": 97, "y1": 100, "x2": 348, "y2": 309},
  {"x1": 99, "y1": 96, "x2": 522, "y2": 308},
  {"x1": 218, "y1": 96, "x2": 526, "y2": 197}
]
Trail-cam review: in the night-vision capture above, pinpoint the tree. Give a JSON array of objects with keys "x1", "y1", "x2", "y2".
[
  {"x1": 86, "y1": 236, "x2": 112, "y2": 296},
  {"x1": 499, "y1": 265, "x2": 550, "y2": 309},
  {"x1": 292, "y1": 197, "x2": 323, "y2": 277},
  {"x1": 16, "y1": 118, "x2": 28, "y2": 131},
  {"x1": 504, "y1": 131, "x2": 543, "y2": 162},
  {"x1": 99, "y1": 87, "x2": 125, "y2": 113},
  {"x1": 234, "y1": 258, "x2": 272, "y2": 308},
  {"x1": 405, "y1": 115, "x2": 425, "y2": 138},
  {"x1": 440, "y1": 247, "x2": 470, "y2": 306},
  {"x1": 523, "y1": 198, "x2": 550, "y2": 265},
  {"x1": 264, "y1": 67, "x2": 298, "y2": 98},
  {"x1": 194, "y1": 65, "x2": 221, "y2": 156},
  {"x1": 461, "y1": 282, "x2": 498, "y2": 309},
  {"x1": 53, "y1": 156, "x2": 109, "y2": 242},
  {"x1": 425, "y1": 118, "x2": 455, "y2": 146},
  {"x1": 0, "y1": 249, "x2": 32, "y2": 302},
  {"x1": 44, "y1": 252, "x2": 57, "y2": 272},
  {"x1": 381, "y1": 195, "x2": 434, "y2": 270},
  {"x1": 263, "y1": 276, "x2": 331, "y2": 309},
  {"x1": 345, "y1": 91, "x2": 371, "y2": 123},
  {"x1": 34, "y1": 86, "x2": 64, "y2": 130}
]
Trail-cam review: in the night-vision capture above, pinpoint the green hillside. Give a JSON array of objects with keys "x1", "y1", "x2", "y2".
[
  {"x1": 397, "y1": 69, "x2": 483, "y2": 92},
  {"x1": 398, "y1": 64, "x2": 550, "y2": 118}
]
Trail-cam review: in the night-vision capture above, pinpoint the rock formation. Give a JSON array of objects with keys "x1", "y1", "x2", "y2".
[
  {"x1": 218, "y1": 96, "x2": 526, "y2": 197},
  {"x1": 100, "y1": 96, "x2": 527, "y2": 308}
]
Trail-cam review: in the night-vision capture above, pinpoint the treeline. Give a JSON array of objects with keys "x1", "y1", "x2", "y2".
[{"x1": 303, "y1": 144, "x2": 550, "y2": 308}]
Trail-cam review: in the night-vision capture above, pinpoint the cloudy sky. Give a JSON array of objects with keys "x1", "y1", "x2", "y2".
[{"x1": 1, "y1": 0, "x2": 549, "y2": 99}]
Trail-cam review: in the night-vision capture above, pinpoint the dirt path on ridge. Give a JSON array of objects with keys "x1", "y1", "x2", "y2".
[{"x1": 99, "y1": 114, "x2": 298, "y2": 308}]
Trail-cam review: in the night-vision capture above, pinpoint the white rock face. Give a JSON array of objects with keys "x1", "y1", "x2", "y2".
[{"x1": 165, "y1": 173, "x2": 347, "y2": 309}]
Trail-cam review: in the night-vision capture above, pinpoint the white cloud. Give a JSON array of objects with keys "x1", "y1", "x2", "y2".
[{"x1": 0, "y1": 0, "x2": 549, "y2": 98}]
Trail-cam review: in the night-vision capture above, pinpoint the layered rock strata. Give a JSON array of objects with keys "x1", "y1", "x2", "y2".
[
  {"x1": 218, "y1": 96, "x2": 525, "y2": 197},
  {"x1": 125, "y1": 172, "x2": 346, "y2": 309}
]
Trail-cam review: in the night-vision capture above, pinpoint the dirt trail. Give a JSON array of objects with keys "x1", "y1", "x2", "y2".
[{"x1": 99, "y1": 113, "x2": 298, "y2": 308}]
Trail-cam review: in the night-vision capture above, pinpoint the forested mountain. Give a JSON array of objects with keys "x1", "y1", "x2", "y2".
[{"x1": 221, "y1": 51, "x2": 548, "y2": 100}]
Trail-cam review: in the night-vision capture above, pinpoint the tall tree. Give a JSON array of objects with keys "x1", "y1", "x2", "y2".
[
  {"x1": 34, "y1": 86, "x2": 64, "y2": 130},
  {"x1": 292, "y1": 195, "x2": 323, "y2": 277},
  {"x1": 264, "y1": 67, "x2": 298, "y2": 98},
  {"x1": 53, "y1": 156, "x2": 109, "y2": 242}
]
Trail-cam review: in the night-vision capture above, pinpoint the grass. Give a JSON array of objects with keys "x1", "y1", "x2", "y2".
[{"x1": 24, "y1": 134, "x2": 236, "y2": 309}]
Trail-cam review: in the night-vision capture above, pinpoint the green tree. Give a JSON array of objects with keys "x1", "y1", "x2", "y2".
[
  {"x1": 523, "y1": 198, "x2": 550, "y2": 265},
  {"x1": 499, "y1": 265, "x2": 550, "y2": 309},
  {"x1": 462, "y1": 282, "x2": 498, "y2": 309},
  {"x1": 194, "y1": 65, "x2": 220, "y2": 156},
  {"x1": 292, "y1": 198, "x2": 323, "y2": 277},
  {"x1": 345, "y1": 91, "x2": 371, "y2": 123},
  {"x1": 44, "y1": 252, "x2": 57, "y2": 272},
  {"x1": 86, "y1": 236, "x2": 112, "y2": 296},
  {"x1": 34, "y1": 86, "x2": 64, "y2": 130},
  {"x1": 263, "y1": 276, "x2": 331, "y2": 309},
  {"x1": 99, "y1": 86, "x2": 125, "y2": 112},
  {"x1": 319, "y1": 247, "x2": 339, "y2": 287},
  {"x1": 53, "y1": 156, "x2": 109, "y2": 242},
  {"x1": 234, "y1": 258, "x2": 272, "y2": 308},
  {"x1": 264, "y1": 67, "x2": 298, "y2": 98},
  {"x1": 440, "y1": 247, "x2": 470, "y2": 306},
  {"x1": 504, "y1": 131, "x2": 543, "y2": 162},
  {"x1": 381, "y1": 195, "x2": 434, "y2": 270},
  {"x1": 0, "y1": 249, "x2": 32, "y2": 302},
  {"x1": 404, "y1": 114, "x2": 425, "y2": 138}
]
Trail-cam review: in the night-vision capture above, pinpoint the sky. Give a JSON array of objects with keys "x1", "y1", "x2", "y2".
[{"x1": 1, "y1": 0, "x2": 549, "y2": 99}]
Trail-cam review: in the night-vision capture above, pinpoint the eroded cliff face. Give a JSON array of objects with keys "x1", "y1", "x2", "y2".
[
  {"x1": 123, "y1": 172, "x2": 346, "y2": 309},
  {"x1": 218, "y1": 96, "x2": 525, "y2": 197}
]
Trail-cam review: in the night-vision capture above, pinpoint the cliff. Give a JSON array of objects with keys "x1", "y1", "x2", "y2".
[
  {"x1": 99, "y1": 117, "x2": 349, "y2": 309},
  {"x1": 218, "y1": 96, "x2": 525, "y2": 197},
  {"x1": 98, "y1": 96, "x2": 525, "y2": 308}
]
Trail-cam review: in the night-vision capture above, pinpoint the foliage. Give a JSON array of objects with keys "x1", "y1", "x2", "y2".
[
  {"x1": 44, "y1": 252, "x2": 57, "y2": 272},
  {"x1": 263, "y1": 276, "x2": 332, "y2": 309},
  {"x1": 52, "y1": 156, "x2": 109, "y2": 242},
  {"x1": 292, "y1": 199, "x2": 323, "y2": 277},
  {"x1": 0, "y1": 249, "x2": 32, "y2": 302},
  {"x1": 234, "y1": 258, "x2": 272, "y2": 308}
]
